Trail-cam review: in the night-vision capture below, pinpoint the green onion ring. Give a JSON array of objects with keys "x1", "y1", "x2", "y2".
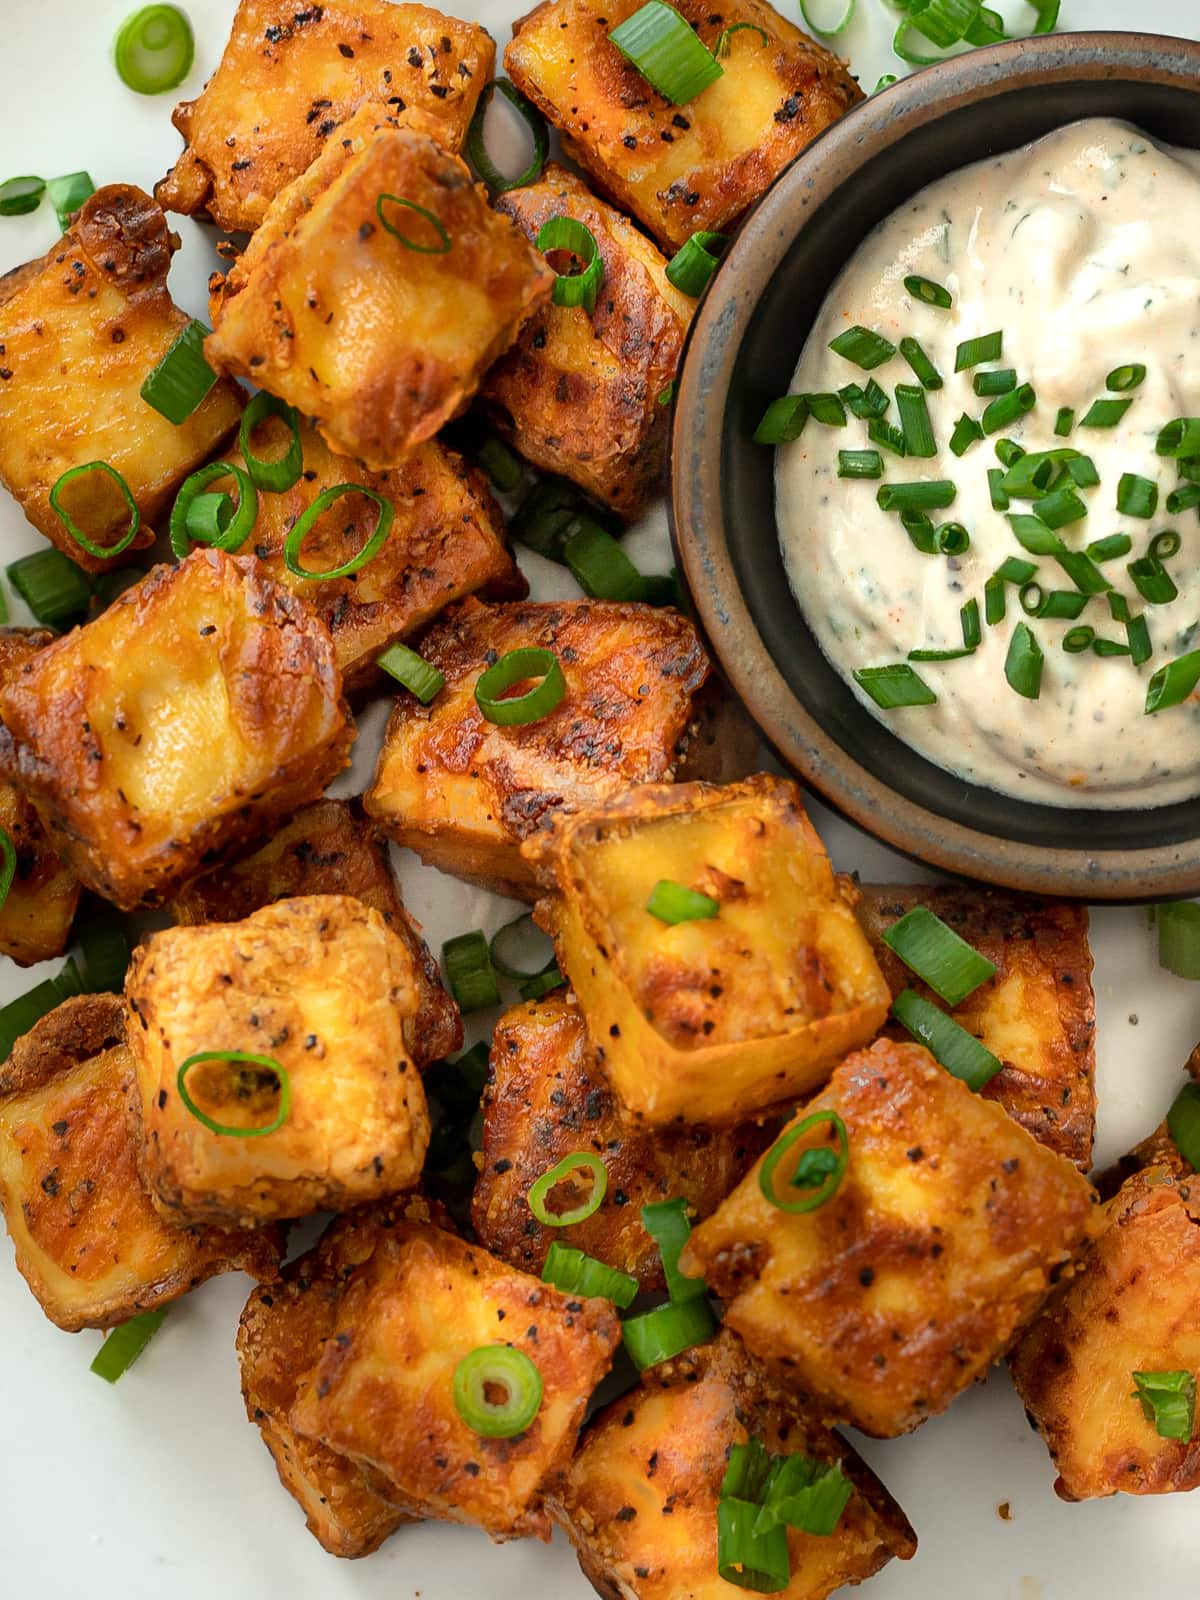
[
  {"x1": 238, "y1": 392, "x2": 303, "y2": 493},
  {"x1": 376, "y1": 193, "x2": 452, "y2": 254},
  {"x1": 49, "y1": 462, "x2": 141, "y2": 560},
  {"x1": 799, "y1": 0, "x2": 856, "y2": 35},
  {"x1": 759, "y1": 1110, "x2": 849, "y2": 1214},
  {"x1": 282, "y1": 483, "x2": 394, "y2": 579},
  {"x1": 176, "y1": 1051, "x2": 291, "y2": 1139},
  {"x1": 113, "y1": 4, "x2": 194, "y2": 94},
  {"x1": 0, "y1": 176, "x2": 46, "y2": 217},
  {"x1": 377, "y1": 641, "x2": 445, "y2": 704},
  {"x1": 608, "y1": 1, "x2": 723, "y2": 106},
  {"x1": 474, "y1": 647, "x2": 566, "y2": 726},
  {"x1": 536, "y1": 216, "x2": 604, "y2": 313},
  {"x1": 622, "y1": 1296, "x2": 717, "y2": 1371},
  {"x1": 490, "y1": 912, "x2": 555, "y2": 979},
  {"x1": 169, "y1": 461, "x2": 258, "y2": 560},
  {"x1": 528, "y1": 1152, "x2": 608, "y2": 1226},
  {"x1": 453, "y1": 1345, "x2": 543, "y2": 1437},
  {"x1": 714, "y1": 21, "x2": 769, "y2": 54},
  {"x1": 90, "y1": 1309, "x2": 167, "y2": 1383},
  {"x1": 184, "y1": 493, "x2": 233, "y2": 546},
  {"x1": 466, "y1": 79, "x2": 549, "y2": 193}
]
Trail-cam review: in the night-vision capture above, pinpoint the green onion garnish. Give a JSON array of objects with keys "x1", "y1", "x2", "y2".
[
  {"x1": 1109, "y1": 592, "x2": 1132, "y2": 625},
  {"x1": 901, "y1": 511, "x2": 936, "y2": 554},
  {"x1": 853, "y1": 663, "x2": 936, "y2": 709},
  {"x1": 955, "y1": 330, "x2": 1002, "y2": 371},
  {"x1": 1005, "y1": 621, "x2": 1043, "y2": 700},
  {"x1": 541, "y1": 1243, "x2": 638, "y2": 1308},
  {"x1": 169, "y1": 461, "x2": 257, "y2": 559},
  {"x1": 488, "y1": 912, "x2": 554, "y2": 981},
  {"x1": 1127, "y1": 557, "x2": 1177, "y2": 606},
  {"x1": 475, "y1": 646, "x2": 566, "y2": 726},
  {"x1": 1117, "y1": 473, "x2": 1158, "y2": 520},
  {"x1": 140, "y1": 319, "x2": 216, "y2": 426},
  {"x1": 752, "y1": 1454, "x2": 854, "y2": 1539},
  {"x1": 1019, "y1": 582, "x2": 1044, "y2": 617},
  {"x1": 49, "y1": 461, "x2": 141, "y2": 561},
  {"x1": 1007, "y1": 513, "x2": 1060, "y2": 556},
  {"x1": 184, "y1": 493, "x2": 231, "y2": 546},
  {"x1": 973, "y1": 368, "x2": 1017, "y2": 397},
  {"x1": 376, "y1": 193, "x2": 451, "y2": 253},
  {"x1": 1034, "y1": 487, "x2": 1087, "y2": 530},
  {"x1": 1037, "y1": 590, "x2": 1089, "y2": 620},
  {"x1": 899, "y1": 337, "x2": 942, "y2": 391},
  {"x1": 996, "y1": 556, "x2": 1038, "y2": 585},
  {"x1": 238, "y1": 392, "x2": 303, "y2": 493},
  {"x1": 881, "y1": 905, "x2": 996, "y2": 1006},
  {"x1": 828, "y1": 325, "x2": 896, "y2": 371},
  {"x1": 837, "y1": 449, "x2": 883, "y2": 480},
  {"x1": 528, "y1": 1152, "x2": 608, "y2": 1226},
  {"x1": 981, "y1": 382, "x2": 1036, "y2": 434},
  {"x1": 0, "y1": 176, "x2": 45, "y2": 217},
  {"x1": 1131, "y1": 1371, "x2": 1196, "y2": 1443},
  {"x1": 1062, "y1": 626, "x2": 1094, "y2": 654},
  {"x1": 520, "y1": 963, "x2": 565, "y2": 1002},
  {"x1": 714, "y1": 20, "x2": 770, "y2": 54},
  {"x1": 47, "y1": 171, "x2": 94, "y2": 231},
  {"x1": 868, "y1": 417, "x2": 906, "y2": 457},
  {"x1": 1056, "y1": 550, "x2": 1112, "y2": 595},
  {"x1": 1150, "y1": 529, "x2": 1182, "y2": 561},
  {"x1": 1166, "y1": 485, "x2": 1200, "y2": 515},
  {"x1": 722, "y1": 1437, "x2": 773, "y2": 1502},
  {"x1": 561, "y1": 520, "x2": 669, "y2": 603},
  {"x1": 1054, "y1": 406, "x2": 1075, "y2": 437},
  {"x1": 1126, "y1": 613, "x2": 1152, "y2": 666},
  {"x1": 114, "y1": 5, "x2": 194, "y2": 93},
  {"x1": 1067, "y1": 455, "x2": 1100, "y2": 488},
  {"x1": 466, "y1": 78, "x2": 548, "y2": 193},
  {"x1": 890, "y1": 989, "x2": 1002, "y2": 1091},
  {"x1": 995, "y1": 438, "x2": 1025, "y2": 468},
  {"x1": 665, "y1": 230, "x2": 727, "y2": 296},
  {"x1": 90, "y1": 1309, "x2": 167, "y2": 1383},
  {"x1": 1159, "y1": 419, "x2": 1200, "y2": 458},
  {"x1": 608, "y1": 1, "x2": 723, "y2": 104},
  {"x1": 622, "y1": 1296, "x2": 717, "y2": 1371},
  {"x1": 1107, "y1": 363, "x2": 1146, "y2": 393},
  {"x1": 1167, "y1": 1080, "x2": 1200, "y2": 1160},
  {"x1": 1080, "y1": 397, "x2": 1132, "y2": 429},
  {"x1": 896, "y1": 385, "x2": 936, "y2": 459},
  {"x1": 961, "y1": 598, "x2": 981, "y2": 649},
  {"x1": 753, "y1": 396, "x2": 807, "y2": 444},
  {"x1": 904, "y1": 273, "x2": 952, "y2": 309},
  {"x1": 987, "y1": 468, "x2": 1010, "y2": 510},
  {"x1": 877, "y1": 480, "x2": 955, "y2": 513},
  {"x1": 536, "y1": 216, "x2": 603, "y2": 312},
  {"x1": 176, "y1": 1052, "x2": 290, "y2": 1138},
  {"x1": 377, "y1": 642, "x2": 445, "y2": 703},
  {"x1": 798, "y1": 0, "x2": 856, "y2": 36},
  {"x1": 283, "y1": 484, "x2": 393, "y2": 578},
  {"x1": 6, "y1": 548, "x2": 91, "y2": 626},
  {"x1": 476, "y1": 435, "x2": 523, "y2": 493},
  {"x1": 717, "y1": 1500, "x2": 790, "y2": 1594},
  {"x1": 1146, "y1": 650, "x2": 1200, "y2": 714},
  {"x1": 840, "y1": 380, "x2": 889, "y2": 420},
  {"x1": 1093, "y1": 638, "x2": 1130, "y2": 659},
  {"x1": 936, "y1": 522, "x2": 969, "y2": 556},
  {"x1": 758, "y1": 1109, "x2": 848, "y2": 1214},
  {"x1": 442, "y1": 930, "x2": 501, "y2": 1011},
  {"x1": 1086, "y1": 533, "x2": 1132, "y2": 562},
  {"x1": 804, "y1": 392, "x2": 847, "y2": 427},
  {"x1": 646, "y1": 879, "x2": 719, "y2": 924},
  {"x1": 642, "y1": 1197, "x2": 709, "y2": 1302},
  {"x1": 453, "y1": 1345, "x2": 543, "y2": 1437}
]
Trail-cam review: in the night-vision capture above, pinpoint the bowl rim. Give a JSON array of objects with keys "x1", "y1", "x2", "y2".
[{"x1": 670, "y1": 28, "x2": 1200, "y2": 901}]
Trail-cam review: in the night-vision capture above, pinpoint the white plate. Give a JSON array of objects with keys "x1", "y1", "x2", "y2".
[{"x1": 1, "y1": 2, "x2": 1198, "y2": 1595}]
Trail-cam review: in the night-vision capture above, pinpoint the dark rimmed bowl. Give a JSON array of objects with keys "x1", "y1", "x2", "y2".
[{"x1": 671, "y1": 30, "x2": 1200, "y2": 900}]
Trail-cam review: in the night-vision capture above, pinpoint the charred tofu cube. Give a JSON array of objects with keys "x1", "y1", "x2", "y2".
[
  {"x1": 524, "y1": 776, "x2": 890, "y2": 1125},
  {"x1": 156, "y1": 0, "x2": 495, "y2": 234},
  {"x1": 206, "y1": 110, "x2": 554, "y2": 470},
  {"x1": 505, "y1": 0, "x2": 862, "y2": 254},
  {"x1": 553, "y1": 1329, "x2": 916, "y2": 1599},
  {"x1": 288, "y1": 1218, "x2": 621, "y2": 1539},
  {"x1": 683, "y1": 1038, "x2": 1098, "y2": 1437},
  {"x1": 1011, "y1": 1148, "x2": 1200, "y2": 1500},
  {"x1": 168, "y1": 799, "x2": 461, "y2": 1068},
  {"x1": 483, "y1": 163, "x2": 691, "y2": 518},
  {"x1": 0, "y1": 994, "x2": 279, "y2": 1331},
  {"x1": 365, "y1": 597, "x2": 709, "y2": 899},
  {"x1": 472, "y1": 994, "x2": 772, "y2": 1288},
  {"x1": 228, "y1": 417, "x2": 524, "y2": 689},
  {"x1": 0, "y1": 185, "x2": 243, "y2": 573},
  {"x1": 0, "y1": 629, "x2": 80, "y2": 966},
  {"x1": 126, "y1": 895, "x2": 431, "y2": 1226},
  {"x1": 856, "y1": 884, "x2": 1097, "y2": 1169},
  {"x1": 0, "y1": 550, "x2": 353, "y2": 910}
]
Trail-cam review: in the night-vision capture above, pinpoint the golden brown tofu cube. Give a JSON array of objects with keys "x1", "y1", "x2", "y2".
[
  {"x1": 0, "y1": 185, "x2": 243, "y2": 573},
  {"x1": 0, "y1": 550, "x2": 353, "y2": 910},
  {"x1": 156, "y1": 0, "x2": 495, "y2": 234},
  {"x1": 126, "y1": 895, "x2": 432, "y2": 1226},
  {"x1": 483, "y1": 163, "x2": 691, "y2": 518},
  {"x1": 365, "y1": 597, "x2": 709, "y2": 899},
  {"x1": 856, "y1": 884, "x2": 1096, "y2": 1169},
  {"x1": 682, "y1": 1039, "x2": 1098, "y2": 1437},
  {"x1": 1010, "y1": 1151, "x2": 1200, "y2": 1500},
  {"x1": 472, "y1": 994, "x2": 772, "y2": 1288},
  {"x1": 553, "y1": 1330, "x2": 916, "y2": 1600},
  {"x1": 206, "y1": 110, "x2": 554, "y2": 470},
  {"x1": 505, "y1": 0, "x2": 861, "y2": 254},
  {"x1": 524, "y1": 776, "x2": 890, "y2": 1126},
  {"x1": 289, "y1": 1218, "x2": 620, "y2": 1539},
  {"x1": 0, "y1": 629, "x2": 80, "y2": 965},
  {"x1": 0, "y1": 994, "x2": 279, "y2": 1332},
  {"x1": 168, "y1": 799, "x2": 461, "y2": 1068},
  {"x1": 227, "y1": 418, "x2": 525, "y2": 689}
]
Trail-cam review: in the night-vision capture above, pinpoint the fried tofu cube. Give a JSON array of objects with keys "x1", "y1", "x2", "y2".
[
  {"x1": 1010, "y1": 1149, "x2": 1200, "y2": 1500},
  {"x1": 126, "y1": 895, "x2": 432, "y2": 1226},
  {"x1": 553, "y1": 1329, "x2": 916, "y2": 1600},
  {"x1": 0, "y1": 994, "x2": 279, "y2": 1332},
  {"x1": 227, "y1": 418, "x2": 524, "y2": 688},
  {"x1": 168, "y1": 799, "x2": 461, "y2": 1068},
  {"x1": 0, "y1": 629, "x2": 80, "y2": 965},
  {"x1": 206, "y1": 110, "x2": 554, "y2": 470},
  {"x1": 365, "y1": 597, "x2": 709, "y2": 899},
  {"x1": 682, "y1": 1038, "x2": 1098, "y2": 1437},
  {"x1": 0, "y1": 185, "x2": 243, "y2": 573},
  {"x1": 156, "y1": 0, "x2": 495, "y2": 234},
  {"x1": 523, "y1": 776, "x2": 890, "y2": 1125},
  {"x1": 483, "y1": 164, "x2": 691, "y2": 518},
  {"x1": 505, "y1": 0, "x2": 862, "y2": 254},
  {"x1": 0, "y1": 550, "x2": 353, "y2": 910},
  {"x1": 856, "y1": 884, "x2": 1096, "y2": 1169},
  {"x1": 472, "y1": 994, "x2": 772, "y2": 1288}
]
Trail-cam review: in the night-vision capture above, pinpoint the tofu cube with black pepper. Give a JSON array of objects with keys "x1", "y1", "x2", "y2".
[
  {"x1": 156, "y1": 0, "x2": 495, "y2": 234},
  {"x1": 125, "y1": 895, "x2": 431, "y2": 1227},
  {"x1": 682, "y1": 1038, "x2": 1099, "y2": 1437},
  {"x1": 364, "y1": 597, "x2": 710, "y2": 899},
  {"x1": 552, "y1": 1329, "x2": 917, "y2": 1600},
  {"x1": 0, "y1": 994, "x2": 280, "y2": 1332},
  {"x1": 0, "y1": 549, "x2": 354, "y2": 910},
  {"x1": 0, "y1": 185, "x2": 243, "y2": 572},
  {"x1": 288, "y1": 1217, "x2": 621, "y2": 1539},
  {"x1": 523, "y1": 775, "x2": 890, "y2": 1125},
  {"x1": 206, "y1": 108, "x2": 554, "y2": 471}
]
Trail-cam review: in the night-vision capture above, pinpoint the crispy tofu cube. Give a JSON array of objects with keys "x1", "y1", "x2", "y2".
[
  {"x1": 126, "y1": 895, "x2": 432, "y2": 1226},
  {"x1": 0, "y1": 629, "x2": 80, "y2": 965},
  {"x1": 553, "y1": 1329, "x2": 916, "y2": 1600},
  {"x1": 505, "y1": 0, "x2": 862, "y2": 254},
  {"x1": 156, "y1": 0, "x2": 495, "y2": 234},
  {"x1": 206, "y1": 110, "x2": 554, "y2": 470},
  {"x1": 365, "y1": 597, "x2": 709, "y2": 899},
  {"x1": 0, "y1": 550, "x2": 353, "y2": 910},
  {"x1": 483, "y1": 164, "x2": 691, "y2": 518},
  {"x1": 0, "y1": 994, "x2": 279, "y2": 1331},
  {"x1": 0, "y1": 185, "x2": 243, "y2": 573},
  {"x1": 856, "y1": 884, "x2": 1096, "y2": 1169},
  {"x1": 288, "y1": 1218, "x2": 620, "y2": 1539},
  {"x1": 1010, "y1": 1151, "x2": 1200, "y2": 1500},
  {"x1": 523, "y1": 776, "x2": 890, "y2": 1125},
  {"x1": 472, "y1": 994, "x2": 772, "y2": 1288},
  {"x1": 228, "y1": 418, "x2": 524, "y2": 688},
  {"x1": 682, "y1": 1038, "x2": 1098, "y2": 1437},
  {"x1": 168, "y1": 799, "x2": 461, "y2": 1068}
]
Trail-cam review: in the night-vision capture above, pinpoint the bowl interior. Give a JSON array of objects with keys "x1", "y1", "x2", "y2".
[{"x1": 711, "y1": 55, "x2": 1200, "y2": 861}]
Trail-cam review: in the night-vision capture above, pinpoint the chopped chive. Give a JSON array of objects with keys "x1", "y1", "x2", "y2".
[
  {"x1": 1108, "y1": 591, "x2": 1131, "y2": 624},
  {"x1": 1093, "y1": 637, "x2": 1131, "y2": 657},
  {"x1": 961, "y1": 597, "x2": 981, "y2": 649},
  {"x1": 1056, "y1": 550, "x2": 1113, "y2": 595},
  {"x1": 664, "y1": 229, "x2": 728, "y2": 296},
  {"x1": 868, "y1": 417, "x2": 907, "y2": 458},
  {"x1": 754, "y1": 395, "x2": 808, "y2": 444},
  {"x1": 1126, "y1": 612, "x2": 1152, "y2": 666},
  {"x1": 877, "y1": 480, "x2": 956, "y2": 513},
  {"x1": 984, "y1": 575, "x2": 1005, "y2": 625},
  {"x1": 908, "y1": 647, "x2": 974, "y2": 660},
  {"x1": 995, "y1": 438, "x2": 1025, "y2": 468},
  {"x1": 881, "y1": 906, "x2": 996, "y2": 1006},
  {"x1": 950, "y1": 413, "x2": 983, "y2": 457},
  {"x1": 1054, "y1": 406, "x2": 1075, "y2": 437},
  {"x1": 839, "y1": 379, "x2": 890, "y2": 419},
  {"x1": 896, "y1": 384, "x2": 936, "y2": 458},
  {"x1": 955, "y1": 331, "x2": 1003, "y2": 371},
  {"x1": 987, "y1": 468, "x2": 1009, "y2": 510},
  {"x1": 829, "y1": 325, "x2": 896, "y2": 371},
  {"x1": 537, "y1": 215, "x2": 602, "y2": 309},
  {"x1": 838, "y1": 449, "x2": 883, "y2": 480},
  {"x1": 608, "y1": 1, "x2": 723, "y2": 104},
  {"x1": 1157, "y1": 419, "x2": 1200, "y2": 458},
  {"x1": 1081, "y1": 397, "x2": 1133, "y2": 428},
  {"x1": 1005, "y1": 621, "x2": 1044, "y2": 700},
  {"x1": 1107, "y1": 363, "x2": 1146, "y2": 392},
  {"x1": 1036, "y1": 590, "x2": 1090, "y2": 620},
  {"x1": 1117, "y1": 473, "x2": 1158, "y2": 519},
  {"x1": 1035, "y1": 487, "x2": 1087, "y2": 530},
  {"x1": 1018, "y1": 582, "x2": 1044, "y2": 616},
  {"x1": 805, "y1": 392, "x2": 847, "y2": 427},
  {"x1": 1166, "y1": 484, "x2": 1200, "y2": 515},
  {"x1": 996, "y1": 556, "x2": 1038, "y2": 585},
  {"x1": 936, "y1": 522, "x2": 969, "y2": 556},
  {"x1": 1127, "y1": 556, "x2": 1178, "y2": 605},
  {"x1": 1066, "y1": 455, "x2": 1100, "y2": 488},
  {"x1": 1007, "y1": 512, "x2": 1062, "y2": 556},
  {"x1": 853, "y1": 664, "x2": 936, "y2": 709},
  {"x1": 442, "y1": 931, "x2": 501, "y2": 1011},
  {"x1": 973, "y1": 368, "x2": 1017, "y2": 397},
  {"x1": 90, "y1": 1310, "x2": 167, "y2": 1382},
  {"x1": 1150, "y1": 529, "x2": 1182, "y2": 561},
  {"x1": 890, "y1": 990, "x2": 1003, "y2": 1091},
  {"x1": 1001, "y1": 452, "x2": 1057, "y2": 497},
  {"x1": 900, "y1": 510, "x2": 937, "y2": 554},
  {"x1": 982, "y1": 383, "x2": 1036, "y2": 434},
  {"x1": 1146, "y1": 649, "x2": 1200, "y2": 713},
  {"x1": 1063, "y1": 625, "x2": 1094, "y2": 653},
  {"x1": 904, "y1": 274, "x2": 952, "y2": 309},
  {"x1": 899, "y1": 336, "x2": 942, "y2": 390},
  {"x1": 646, "y1": 880, "x2": 720, "y2": 925}
]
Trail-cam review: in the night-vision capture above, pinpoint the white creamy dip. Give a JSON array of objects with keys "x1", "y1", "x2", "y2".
[{"x1": 777, "y1": 119, "x2": 1200, "y2": 808}]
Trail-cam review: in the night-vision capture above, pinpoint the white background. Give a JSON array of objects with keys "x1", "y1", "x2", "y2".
[{"x1": 1, "y1": 1, "x2": 1199, "y2": 1596}]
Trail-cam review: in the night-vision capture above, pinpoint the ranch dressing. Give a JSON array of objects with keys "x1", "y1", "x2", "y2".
[{"x1": 777, "y1": 119, "x2": 1200, "y2": 808}]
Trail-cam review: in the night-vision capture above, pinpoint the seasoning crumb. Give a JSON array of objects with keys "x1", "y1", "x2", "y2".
[
  {"x1": 997, "y1": 1501, "x2": 1013, "y2": 1521},
  {"x1": 1128, "y1": 1013, "x2": 1139, "y2": 1026}
]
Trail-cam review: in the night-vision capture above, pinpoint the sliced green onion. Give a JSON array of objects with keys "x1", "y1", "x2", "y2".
[
  {"x1": 1117, "y1": 473, "x2": 1158, "y2": 519},
  {"x1": 7, "y1": 549, "x2": 92, "y2": 626},
  {"x1": 798, "y1": 0, "x2": 855, "y2": 34},
  {"x1": 0, "y1": 176, "x2": 45, "y2": 217},
  {"x1": 754, "y1": 396, "x2": 807, "y2": 444},
  {"x1": 170, "y1": 461, "x2": 257, "y2": 559},
  {"x1": 868, "y1": 417, "x2": 906, "y2": 458},
  {"x1": 908, "y1": 647, "x2": 974, "y2": 662},
  {"x1": 536, "y1": 216, "x2": 603, "y2": 312},
  {"x1": 995, "y1": 438, "x2": 1025, "y2": 468},
  {"x1": 722, "y1": 1437, "x2": 773, "y2": 1503},
  {"x1": 238, "y1": 392, "x2": 302, "y2": 492},
  {"x1": 442, "y1": 930, "x2": 501, "y2": 1012},
  {"x1": 114, "y1": 5, "x2": 193, "y2": 93},
  {"x1": 176, "y1": 1052, "x2": 290, "y2": 1138},
  {"x1": 453, "y1": 1345, "x2": 542, "y2": 1437},
  {"x1": 904, "y1": 274, "x2": 952, "y2": 310},
  {"x1": 996, "y1": 556, "x2": 1038, "y2": 585},
  {"x1": 520, "y1": 963, "x2": 566, "y2": 1002},
  {"x1": 758, "y1": 1109, "x2": 848, "y2": 1215},
  {"x1": 283, "y1": 484, "x2": 392, "y2": 578},
  {"x1": 899, "y1": 337, "x2": 942, "y2": 391},
  {"x1": 1106, "y1": 362, "x2": 1146, "y2": 393},
  {"x1": 873, "y1": 72, "x2": 898, "y2": 92},
  {"x1": 657, "y1": 380, "x2": 676, "y2": 408},
  {"x1": 488, "y1": 912, "x2": 553, "y2": 980},
  {"x1": 1063, "y1": 626, "x2": 1094, "y2": 654},
  {"x1": 955, "y1": 331, "x2": 1002, "y2": 371},
  {"x1": 1167, "y1": 1079, "x2": 1200, "y2": 1159},
  {"x1": 1131, "y1": 1371, "x2": 1196, "y2": 1443},
  {"x1": 49, "y1": 462, "x2": 140, "y2": 560},
  {"x1": 1126, "y1": 612, "x2": 1152, "y2": 666},
  {"x1": 907, "y1": 0, "x2": 984, "y2": 47},
  {"x1": 1081, "y1": 397, "x2": 1132, "y2": 429},
  {"x1": 528, "y1": 1152, "x2": 608, "y2": 1226},
  {"x1": 185, "y1": 493, "x2": 232, "y2": 545},
  {"x1": 541, "y1": 1243, "x2": 638, "y2": 1308},
  {"x1": 466, "y1": 79, "x2": 548, "y2": 193},
  {"x1": 890, "y1": 989, "x2": 1002, "y2": 1091},
  {"x1": 1054, "y1": 406, "x2": 1075, "y2": 437},
  {"x1": 1086, "y1": 533, "x2": 1132, "y2": 562},
  {"x1": 1067, "y1": 454, "x2": 1100, "y2": 488},
  {"x1": 1158, "y1": 419, "x2": 1200, "y2": 459},
  {"x1": 973, "y1": 368, "x2": 1017, "y2": 397},
  {"x1": 1147, "y1": 650, "x2": 1200, "y2": 713},
  {"x1": 475, "y1": 646, "x2": 566, "y2": 727},
  {"x1": 376, "y1": 193, "x2": 451, "y2": 253},
  {"x1": 562, "y1": 521, "x2": 651, "y2": 601},
  {"x1": 608, "y1": 1, "x2": 723, "y2": 104},
  {"x1": 853, "y1": 663, "x2": 935, "y2": 709},
  {"x1": 806, "y1": 392, "x2": 847, "y2": 427},
  {"x1": 641, "y1": 1197, "x2": 708, "y2": 1303},
  {"x1": 1150, "y1": 529, "x2": 1182, "y2": 561},
  {"x1": 377, "y1": 642, "x2": 444, "y2": 703},
  {"x1": 717, "y1": 1499, "x2": 790, "y2": 1594},
  {"x1": 1035, "y1": 487, "x2": 1087, "y2": 530},
  {"x1": 714, "y1": 20, "x2": 771, "y2": 53},
  {"x1": 1056, "y1": 550, "x2": 1112, "y2": 595},
  {"x1": 982, "y1": 383, "x2": 1036, "y2": 434},
  {"x1": 90, "y1": 1309, "x2": 167, "y2": 1382},
  {"x1": 828, "y1": 325, "x2": 896, "y2": 371},
  {"x1": 936, "y1": 522, "x2": 969, "y2": 556},
  {"x1": 840, "y1": 380, "x2": 889, "y2": 420},
  {"x1": 646, "y1": 879, "x2": 719, "y2": 924},
  {"x1": 961, "y1": 598, "x2": 981, "y2": 649},
  {"x1": 140, "y1": 319, "x2": 216, "y2": 425},
  {"x1": 1127, "y1": 557, "x2": 1177, "y2": 606},
  {"x1": 1007, "y1": 514, "x2": 1060, "y2": 556},
  {"x1": 753, "y1": 1455, "x2": 854, "y2": 1538},
  {"x1": 896, "y1": 385, "x2": 936, "y2": 459},
  {"x1": 877, "y1": 480, "x2": 955, "y2": 513},
  {"x1": 1108, "y1": 591, "x2": 1132, "y2": 625},
  {"x1": 47, "y1": 171, "x2": 94, "y2": 231},
  {"x1": 622, "y1": 1296, "x2": 717, "y2": 1371},
  {"x1": 837, "y1": 450, "x2": 883, "y2": 480},
  {"x1": 1038, "y1": 590, "x2": 1089, "y2": 620},
  {"x1": 77, "y1": 906, "x2": 131, "y2": 993},
  {"x1": 1019, "y1": 582, "x2": 1044, "y2": 616},
  {"x1": 882, "y1": 905, "x2": 995, "y2": 1007},
  {"x1": 1166, "y1": 484, "x2": 1200, "y2": 515},
  {"x1": 1093, "y1": 638, "x2": 1130, "y2": 658},
  {"x1": 987, "y1": 467, "x2": 1009, "y2": 510},
  {"x1": 665, "y1": 230, "x2": 727, "y2": 296},
  {"x1": 901, "y1": 511, "x2": 936, "y2": 555},
  {"x1": 1005, "y1": 620, "x2": 1044, "y2": 700}
]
